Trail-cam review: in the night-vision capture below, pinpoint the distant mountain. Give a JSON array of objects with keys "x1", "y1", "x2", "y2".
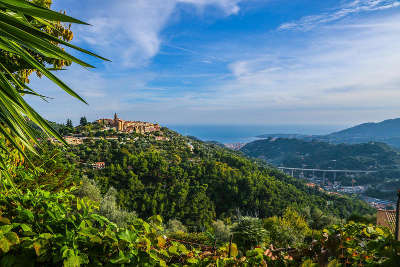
[
  {"x1": 240, "y1": 138, "x2": 400, "y2": 170},
  {"x1": 321, "y1": 118, "x2": 400, "y2": 147},
  {"x1": 255, "y1": 118, "x2": 400, "y2": 148},
  {"x1": 256, "y1": 133, "x2": 312, "y2": 139}
]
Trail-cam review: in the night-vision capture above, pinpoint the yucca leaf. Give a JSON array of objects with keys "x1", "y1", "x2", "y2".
[
  {"x1": 0, "y1": 0, "x2": 89, "y2": 24},
  {"x1": 0, "y1": 22, "x2": 95, "y2": 67},
  {"x1": 0, "y1": 0, "x2": 106, "y2": 186},
  {"x1": 0, "y1": 37, "x2": 88, "y2": 104},
  {"x1": 0, "y1": 64, "x2": 66, "y2": 145},
  {"x1": 0, "y1": 12, "x2": 109, "y2": 61}
]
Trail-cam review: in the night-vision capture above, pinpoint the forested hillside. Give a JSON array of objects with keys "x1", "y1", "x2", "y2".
[
  {"x1": 64, "y1": 124, "x2": 373, "y2": 230},
  {"x1": 241, "y1": 138, "x2": 400, "y2": 170}
]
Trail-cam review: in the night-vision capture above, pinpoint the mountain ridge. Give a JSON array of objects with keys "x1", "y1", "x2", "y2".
[{"x1": 256, "y1": 117, "x2": 400, "y2": 148}]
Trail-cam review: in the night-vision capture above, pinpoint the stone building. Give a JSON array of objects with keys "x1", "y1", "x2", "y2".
[
  {"x1": 96, "y1": 114, "x2": 160, "y2": 134},
  {"x1": 64, "y1": 136, "x2": 84, "y2": 145}
]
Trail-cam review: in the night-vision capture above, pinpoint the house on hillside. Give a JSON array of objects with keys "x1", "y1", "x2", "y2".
[
  {"x1": 92, "y1": 162, "x2": 105, "y2": 169},
  {"x1": 155, "y1": 136, "x2": 169, "y2": 141},
  {"x1": 64, "y1": 136, "x2": 84, "y2": 145}
]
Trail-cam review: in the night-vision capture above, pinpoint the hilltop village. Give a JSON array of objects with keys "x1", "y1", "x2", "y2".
[
  {"x1": 96, "y1": 113, "x2": 160, "y2": 134},
  {"x1": 51, "y1": 114, "x2": 168, "y2": 146}
]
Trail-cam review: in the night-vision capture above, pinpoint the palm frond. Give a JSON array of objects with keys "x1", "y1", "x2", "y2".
[{"x1": 0, "y1": 0, "x2": 107, "y2": 178}]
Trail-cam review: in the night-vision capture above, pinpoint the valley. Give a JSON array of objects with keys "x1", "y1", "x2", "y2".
[{"x1": 239, "y1": 130, "x2": 400, "y2": 204}]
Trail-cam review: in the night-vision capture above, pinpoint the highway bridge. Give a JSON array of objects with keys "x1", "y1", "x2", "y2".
[{"x1": 277, "y1": 167, "x2": 377, "y2": 180}]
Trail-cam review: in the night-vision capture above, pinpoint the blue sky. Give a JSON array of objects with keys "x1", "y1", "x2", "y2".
[{"x1": 28, "y1": 0, "x2": 400, "y2": 126}]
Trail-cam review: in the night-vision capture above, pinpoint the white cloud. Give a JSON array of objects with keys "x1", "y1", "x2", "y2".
[
  {"x1": 38, "y1": 0, "x2": 400, "y2": 126},
  {"x1": 279, "y1": 0, "x2": 400, "y2": 31},
  {"x1": 59, "y1": 0, "x2": 243, "y2": 68},
  {"x1": 179, "y1": 0, "x2": 241, "y2": 14},
  {"x1": 152, "y1": 13, "x2": 400, "y2": 124}
]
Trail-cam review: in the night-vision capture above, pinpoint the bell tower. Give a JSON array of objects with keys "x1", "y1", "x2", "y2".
[{"x1": 113, "y1": 113, "x2": 119, "y2": 131}]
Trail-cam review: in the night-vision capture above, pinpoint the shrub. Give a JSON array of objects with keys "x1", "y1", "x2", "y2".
[
  {"x1": 348, "y1": 213, "x2": 376, "y2": 224},
  {"x1": 166, "y1": 219, "x2": 187, "y2": 233},
  {"x1": 73, "y1": 176, "x2": 101, "y2": 202},
  {"x1": 308, "y1": 207, "x2": 339, "y2": 230},
  {"x1": 263, "y1": 207, "x2": 311, "y2": 248},
  {"x1": 98, "y1": 187, "x2": 137, "y2": 227},
  {"x1": 74, "y1": 178, "x2": 136, "y2": 227},
  {"x1": 167, "y1": 231, "x2": 214, "y2": 246},
  {"x1": 311, "y1": 222, "x2": 400, "y2": 266},
  {"x1": 212, "y1": 220, "x2": 231, "y2": 244},
  {"x1": 232, "y1": 216, "x2": 269, "y2": 252},
  {"x1": 0, "y1": 188, "x2": 217, "y2": 266}
]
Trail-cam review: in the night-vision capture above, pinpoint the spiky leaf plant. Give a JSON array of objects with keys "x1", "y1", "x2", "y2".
[{"x1": 0, "y1": 0, "x2": 106, "y2": 184}]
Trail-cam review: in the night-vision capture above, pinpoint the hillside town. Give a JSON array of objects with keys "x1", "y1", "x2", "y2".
[
  {"x1": 48, "y1": 114, "x2": 168, "y2": 146},
  {"x1": 96, "y1": 113, "x2": 161, "y2": 134},
  {"x1": 300, "y1": 173, "x2": 396, "y2": 210}
]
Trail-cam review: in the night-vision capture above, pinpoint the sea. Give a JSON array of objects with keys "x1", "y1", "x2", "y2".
[{"x1": 167, "y1": 124, "x2": 345, "y2": 144}]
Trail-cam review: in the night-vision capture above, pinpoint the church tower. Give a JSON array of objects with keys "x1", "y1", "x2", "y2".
[
  {"x1": 113, "y1": 113, "x2": 119, "y2": 131},
  {"x1": 113, "y1": 113, "x2": 123, "y2": 131}
]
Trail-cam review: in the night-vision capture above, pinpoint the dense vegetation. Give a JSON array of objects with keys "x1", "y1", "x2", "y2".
[
  {"x1": 241, "y1": 138, "x2": 400, "y2": 200},
  {"x1": 1, "y1": 134, "x2": 399, "y2": 266},
  {"x1": 241, "y1": 138, "x2": 400, "y2": 170},
  {"x1": 62, "y1": 124, "x2": 374, "y2": 230}
]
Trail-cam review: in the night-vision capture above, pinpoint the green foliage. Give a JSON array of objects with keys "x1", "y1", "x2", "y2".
[
  {"x1": 0, "y1": 0, "x2": 106, "y2": 178},
  {"x1": 79, "y1": 117, "x2": 87, "y2": 126},
  {"x1": 68, "y1": 127, "x2": 373, "y2": 230},
  {"x1": 74, "y1": 177, "x2": 136, "y2": 227},
  {"x1": 302, "y1": 206, "x2": 339, "y2": 230},
  {"x1": 263, "y1": 207, "x2": 311, "y2": 248},
  {"x1": 98, "y1": 187, "x2": 137, "y2": 227},
  {"x1": 232, "y1": 216, "x2": 269, "y2": 252},
  {"x1": 348, "y1": 212, "x2": 376, "y2": 224},
  {"x1": 167, "y1": 231, "x2": 214, "y2": 247},
  {"x1": 310, "y1": 222, "x2": 400, "y2": 266},
  {"x1": 166, "y1": 219, "x2": 187, "y2": 233},
  {"x1": 12, "y1": 141, "x2": 80, "y2": 192},
  {"x1": 241, "y1": 138, "x2": 400, "y2": 171},
  {"x1": 211, "y1": 220, "x2": 231, "y2": 244},
  {"x1": 1, "y1": 148, "x2": 399, "y2": 266},
  {"x1": 66, "y1": 119, "x2": 73, "y2": 129},
  {"x1": 0, "y1": 188, "x2": 222, "y2": 266},
  {"x1": 73, "y1": 176, "x2": 101, "y2": 202},
  {"x1": 241, "y1": 138, "x2": 400, "y2": 197}
]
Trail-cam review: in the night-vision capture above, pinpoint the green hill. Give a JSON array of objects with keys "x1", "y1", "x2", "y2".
[
  {"x1": 240, "y1": 138, "x2": 400, "y2": 200},
  {"x1": 62, "y1": 123, "x2": 373, "y2": 230},
  {"x1": 240, "y1": 138, "x2": 400, "y2": 170}
]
